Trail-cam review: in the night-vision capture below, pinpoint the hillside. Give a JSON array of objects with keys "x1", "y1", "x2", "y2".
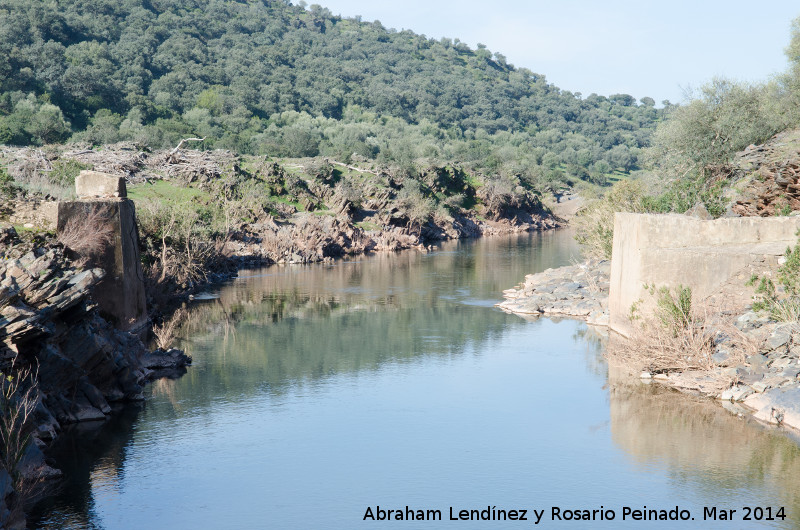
[{"x1": 0, "y1": 0, "x2": 663, "y2": 189}]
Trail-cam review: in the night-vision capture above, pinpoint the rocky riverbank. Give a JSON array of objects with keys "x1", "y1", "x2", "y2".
[
  {"x1": 498, "y1": 257, "x2": 800, "y2": 434},
  {"x1": 0, "y1": 227, "x2": 189, "y2": 528},
  {"x1": 651, "y1": 317, "x2": 800, "y2": 431},
  {"x1": 496, "y1": 259, "x2": 610, "y2": 326}
]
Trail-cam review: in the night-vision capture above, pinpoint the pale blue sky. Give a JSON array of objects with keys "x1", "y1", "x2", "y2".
[{"x1": 317, "y1": 0, "x2": 800, "y2": 104}]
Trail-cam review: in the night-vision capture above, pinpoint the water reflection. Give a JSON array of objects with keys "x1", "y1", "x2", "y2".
[
  {"x1": 166, "y1": 232, "x2": 582, "y2": 405},
  {"x1": 30, "y1": 405, "x2": 143, "y2": 529},
  {"x1": 30, "y1": 231, "x2": 800, "y2": 528},
  {"x1": 609, "y1": 368, "x2": 800, "y2": 522}
]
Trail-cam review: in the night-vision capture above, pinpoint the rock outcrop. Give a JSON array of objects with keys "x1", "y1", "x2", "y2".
[
  {"x1": 1, "y1": 239, "x2": 147, "y2": 429},
  {"x1": 497, "y1": 260, "x2": 610, "y2": 325},
  {"x1": 0, "y1": 233, "x2": 149, "y2": 528},
  {"x1": 727, "y1": 129, "x2": 800, "y2": 217}
]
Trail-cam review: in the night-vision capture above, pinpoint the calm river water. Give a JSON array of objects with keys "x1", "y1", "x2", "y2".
[{"x1": 31, "y1": 231, "x2": 800, "y2": 528}]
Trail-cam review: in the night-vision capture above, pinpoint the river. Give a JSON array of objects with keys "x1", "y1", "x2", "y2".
[{"x1": 30, "y1": 230, "x2": 800, "y2": 528}]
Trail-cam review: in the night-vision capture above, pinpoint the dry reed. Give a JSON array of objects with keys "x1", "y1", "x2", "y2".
[
  {"x1": 152, "y1": 308, "x2": 187, "y2": 350},
  {"x1": 57, "y1": 205, "x2": 114, "y2": 260}
]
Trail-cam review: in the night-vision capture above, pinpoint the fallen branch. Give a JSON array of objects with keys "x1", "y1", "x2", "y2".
[
  {"x1": 327, "y1": 159, "x2": 381, "y2": 176},
  {"x1": 170, "y1": 137, "x2": 206, "y2": 155},
  {"x1": 167, "y1": 138, "x2": 206, "y2": 163}
]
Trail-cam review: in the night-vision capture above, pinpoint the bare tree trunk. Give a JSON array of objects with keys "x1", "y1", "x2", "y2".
[{"x1": 159, "y1": 213, "x2": 177, "y2": 283}]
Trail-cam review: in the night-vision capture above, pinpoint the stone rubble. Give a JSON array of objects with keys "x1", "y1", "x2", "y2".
[
  {"x1": 638, "y1": 319, "x2": 800, "y2": 432},
  {"x1": 716, "y1": 128, "x2": 800, "y2": 217},
  {"x1": 496, "y1": 259, "x2": 610, "y2": 326}
]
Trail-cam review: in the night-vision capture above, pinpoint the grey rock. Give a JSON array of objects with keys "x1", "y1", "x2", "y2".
[
  {"x1": 735, "y1": 311, "x2": 759, "y2": 331},
  {"x1": 712, "y1": 349, "x2": 730, "y2": 364},
  {"x1": 0, "y1": 224, "x2": 19, "y2": 247},
  {"x1": 141, "y1": 348, "x2": 192, "y2": 381},
  {"x1": 72, "y1": 394, "x2": 107, "y2": 422},
  {"x1": 780, "y1": 367, "x2": 800, "y2": 379},
  {"x1": 746, "y1": 354, "x2": 768, "y2": 370},
  {"x1": 497, "y1": 259, "x2": 610, "y2": 323},
  {"x1": 686, "y1": 201, "x2": 712, "y2": 220},
  {"x1": 770, "y1": 357, "x2": 793, "y2": 370},
  {"x1": 739, "y1": 372, "x2": 764, "y2": 385},
  {"x1": 17, "y1": 442, "x2": 62, "y2": 481},
  {"x1": 79, "y1": 378, "x2": 111, "y2": 415},
  {"x1": 721, "y1": 386, "x2": 753, "y2": 401},
  {"x1": 33, "y1": 398, "x2": 60, "y2": 442},
  {"x1": 767, "y1": 325, "x2": 792, "y2": 350},
  {"x1": 747, "y1": 385, "x2": 800, "y2": 430},
  {"x1": 141, "y1": 348, "x2": 192, "y2": 370}
]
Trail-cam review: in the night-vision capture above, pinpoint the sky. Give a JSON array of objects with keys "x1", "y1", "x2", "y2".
[{"x1": 315, "y1": 0, "x2": 800, "y2": 105}]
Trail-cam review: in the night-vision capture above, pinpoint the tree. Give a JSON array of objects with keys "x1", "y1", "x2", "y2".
[{"x1": 647, "y1": 77, "x2": 790, "y2": 179}]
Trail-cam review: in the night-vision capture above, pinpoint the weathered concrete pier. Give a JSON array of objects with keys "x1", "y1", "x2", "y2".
[{"x1": 56, "y1": 170, "x2": 148, "y2": 332}]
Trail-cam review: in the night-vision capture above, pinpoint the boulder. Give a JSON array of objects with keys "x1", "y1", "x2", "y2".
[
  {"x1": 685, "y1": 201, "x2": 712, "y2": 220},
  {"x1": 140, "y1": 348, "x2": 192, "y2": 380}
]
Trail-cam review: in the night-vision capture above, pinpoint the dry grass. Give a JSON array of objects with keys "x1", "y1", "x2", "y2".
[
  {"x1": 713, "y1": 319, "x2": 759, "y2": 366},
  {"x1": 573, "y1": 179, "x2": 648, "y2": 260},
  {"x1": 609, "y1": 312, "x2": 716, "y2": 374},
  {"x1": 0, "y1": 364, "x2": 43, "y2": 521},
  {"x1": 57, "y1": 205, "x2": 115, "y2": 261},
  {"x1": 152, "y1": 308, "x2": 187, "y2": 350},
  {"x1": 768, "y1": 298, "x2": 800, "y2": 323},
  {"x1": 608, "y1": 292, "x2": 758, "y2": 384}
]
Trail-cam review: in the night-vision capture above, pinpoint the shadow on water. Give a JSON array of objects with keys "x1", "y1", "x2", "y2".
[{"x1": 27, "y1": 404, "x2": 144, "y2": 529}]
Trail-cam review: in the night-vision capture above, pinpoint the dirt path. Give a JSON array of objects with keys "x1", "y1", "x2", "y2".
[{"x1": 549, "y1": 194, "x2": 584, "y2": 222}]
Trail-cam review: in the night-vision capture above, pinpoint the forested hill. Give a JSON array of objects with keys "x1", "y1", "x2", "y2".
[{"x1": 0, "y1": 0, "x2": 664, "y2": 188}]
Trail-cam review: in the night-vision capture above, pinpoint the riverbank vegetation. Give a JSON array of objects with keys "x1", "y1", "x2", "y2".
[
  {"x1": 575, "y1": 15, "x2": 800, "y2": 259},
  {"x1": 0, "y1": 367, "x2": 39, "y2": 524},
  {"x1": 749, "y1": 237, "x2": 800, "y2": 322},
  {"x1": 0, "y1": 142, "x2": 559, "y2": 316}
]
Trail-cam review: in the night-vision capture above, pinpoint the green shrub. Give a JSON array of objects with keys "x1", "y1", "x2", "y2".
[
  {"x1": 573, "y1": 179, "x2": 647, "y2": 259},
  {"x1": 750, "y1": 234, "x2": 800, "y2": 321},
  {"x1": 0, "y1": 166, "x2": 17, "y2": 198},
  {"x1": 49, "y1": 159, "x2": 92, "y2": 187},
  {"x1": 640, "y1": 172, "x2": 726, "y2": 218},
  {"x1": 646, "y1": 78, "x2": 791, "y2": 180},
  {"x1": 654, "y1": 285, "x2": 693, "y2": 334}
]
